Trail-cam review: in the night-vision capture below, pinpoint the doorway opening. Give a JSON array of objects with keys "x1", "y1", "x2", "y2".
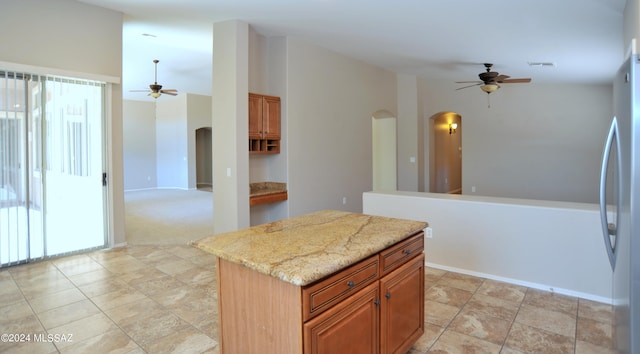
[
  {"x1": 372, "y1": 111, "x2": 397, "y2": 191},
  {"x1": 429, "y1": 112, "x2": 462, "y2": 194},
  {"x1": 196, "y1": 127, "x2": 212, "y2": 191}
]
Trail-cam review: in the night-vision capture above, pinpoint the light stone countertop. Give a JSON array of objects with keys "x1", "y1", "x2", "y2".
[{"x1": 192, "y1": 210, "x2": 428, "y2": 286}]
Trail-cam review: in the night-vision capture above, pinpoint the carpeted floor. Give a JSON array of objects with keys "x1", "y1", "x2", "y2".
[{"x1": 124, "y1": 188, "x2": 214, "y2": 246}]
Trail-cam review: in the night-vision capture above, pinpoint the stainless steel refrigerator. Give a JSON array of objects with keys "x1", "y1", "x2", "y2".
[{"x1": 600, "y1": 52, "x2": 639, "y2": 354}]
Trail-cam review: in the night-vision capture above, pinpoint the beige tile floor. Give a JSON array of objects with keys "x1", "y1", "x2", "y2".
[{"x1": 0, "y1": 245, "x2": 614, "y2": 353}]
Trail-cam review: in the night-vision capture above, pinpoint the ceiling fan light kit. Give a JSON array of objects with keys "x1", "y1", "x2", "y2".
[
  {"x1": 456, "y1": 63, "x2": 531, "y2": 95},
  {"x1": 130, "y1": 59, "x2": 178, "y2": 99},
  {"x1": 480, "y1": 84, "x2": 499, "y2": 93}
]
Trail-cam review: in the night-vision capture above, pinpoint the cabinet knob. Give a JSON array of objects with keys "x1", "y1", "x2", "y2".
[
  {"x1": 374, "y1": 300, "x2": 380, "y2": 306},
  {"x1": 385, "y1": 292, "x2": 391, "y2": 299},
  {"x1": 347, "y1": 281, "x2": 355, "y2": 288},
  {"x1": 403, "y1": 249, "x2": 412, "y2": 255}
]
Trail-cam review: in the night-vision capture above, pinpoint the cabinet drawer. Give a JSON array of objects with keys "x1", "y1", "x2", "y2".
[
  {"x1": 379, "y1": 232, "x2": 424, "y2": 276},
  {"x1": 303, "y1": 255, "x2": 379, "y2": 322}
]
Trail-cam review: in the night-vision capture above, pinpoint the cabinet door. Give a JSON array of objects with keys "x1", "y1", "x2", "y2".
[
  {"x1": 262, "y1": 95, "x2": 280, "y2": 139},
  {"x1": 379, "y1": 253, "x2": 424, "y2": 354},
  {"x1": 304, "y1": 282, "x2": 379, "y2": 354},
  {"x1": 248, "y1": 93, "x2": 263, "y2": 139}
]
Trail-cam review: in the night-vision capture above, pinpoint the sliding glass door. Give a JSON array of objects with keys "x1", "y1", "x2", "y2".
[
  {"x1": 0, "y1": 71, "x2": 107, "y2": 266},
  {"x1": 0, "y1": 73, "x2": 31, "y2": 265}
]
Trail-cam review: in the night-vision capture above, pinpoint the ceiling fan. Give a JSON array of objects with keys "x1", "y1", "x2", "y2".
[
  {"x1": 130, "y1": 59, "x2": 178, "y2": 99},
  {"x1": 456, "y1": 63, "x2": 531, "y2": 94}
]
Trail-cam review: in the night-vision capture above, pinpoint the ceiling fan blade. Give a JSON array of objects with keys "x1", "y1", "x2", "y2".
[
  {"x1": 161, "y1": 91, "x2": 178, "y2": 96},
  {"x1": 494, "y1": 75, "x2": 511, "y2": 82},
  {"x1": 501, "y1": 78, "x2": 532, "y2": 83},
  {"x1": 161, "y1": 89, "x2": 178, "y2": 93},
  {"x1": 456, "y1": 83, "x2": 481, "y2": 90}
]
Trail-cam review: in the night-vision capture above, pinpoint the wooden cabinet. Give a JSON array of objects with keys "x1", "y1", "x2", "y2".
[
  {"x1": 379, "y1": 254, "x2": 425, "y2": 354},
  {"x1": 249, "y1": 93, "x2": 280, "y2": 153},
  {"x1": 215, "y1": 231, "x2": 425, "y2": 354},
  {"x1": 304, "y1": 282, "x2": 380, "y2": 354},
  {"x1": 303, "y1": 238, "x2": 424, "y2": 354}
]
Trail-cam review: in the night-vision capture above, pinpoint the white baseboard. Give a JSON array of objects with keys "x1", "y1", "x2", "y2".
[
  {"x1": 124, "y1": 187, "x2": 158, "y2": 192},
  {"x1": 426, "y1": 262, "x2": 612, "y2": 305}
]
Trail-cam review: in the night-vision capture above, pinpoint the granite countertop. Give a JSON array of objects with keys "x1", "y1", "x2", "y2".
[{"x1": 192, "y1": 210, "x2": 427, "y2": 286}]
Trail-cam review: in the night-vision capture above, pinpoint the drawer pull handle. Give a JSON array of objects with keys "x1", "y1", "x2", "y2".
[
  {"x1": 347, "y1": 281, "x2": 355, "y2": 288},
  {"x1": 404, "y1": 249, "x2": 412, "y2": 255}
]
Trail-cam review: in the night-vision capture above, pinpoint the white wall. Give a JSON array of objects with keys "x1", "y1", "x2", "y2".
[
  {"x1": 363, "y1": 191, "x2": 612, "y2": 302},
  {"x1": 123, "y1": 100, "x2": 156, "y2": 190},
  {"x1": 397, "y1": 74, "x2": 419, "y2": 191},
  {"x1": 420, "y1": 80, "x2": 613, "y2": 204},
  {"x1": 286, "y1": 37, "x2": 397, "y2": 216},
  {"x1": 0, "y1": 0, "x2": 125, "y2": 246},
  {"x1": 156, "y1": 95, "x2": 189, "y2": 189}
]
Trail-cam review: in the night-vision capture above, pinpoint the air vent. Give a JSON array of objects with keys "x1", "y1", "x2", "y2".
[{"x1": 527, "y1": 62, "x2": 556, "y2": 67}]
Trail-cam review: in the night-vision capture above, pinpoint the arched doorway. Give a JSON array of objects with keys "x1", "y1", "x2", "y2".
[
  {"x1": 429, "y1": 112, "x2": 462, "y2": 194},
  {"x1": 372, "y1": 111, "x2": 397, "y2": 191},
  {"x1": 195, "y1": 127, "x2": 212, "y2": 191}
]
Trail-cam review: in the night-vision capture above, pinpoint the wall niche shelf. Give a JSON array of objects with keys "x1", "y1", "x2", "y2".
[{"x1": 249, "y1": 139, "x2": 280, "y2": 154}]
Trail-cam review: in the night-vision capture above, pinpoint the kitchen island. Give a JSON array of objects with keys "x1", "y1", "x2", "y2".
[{"x1": 193, "y1": 210, "x2": 428, "y2": 354}]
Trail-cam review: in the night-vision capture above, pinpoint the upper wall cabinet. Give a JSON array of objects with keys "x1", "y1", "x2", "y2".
[{"x1": 249, "y1": 93, "x2": 280, "y2": 154}]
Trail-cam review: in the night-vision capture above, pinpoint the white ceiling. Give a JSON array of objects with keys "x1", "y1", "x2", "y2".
[{"x1": 76, "y1": 0, "x2": 628, "y2": 101}]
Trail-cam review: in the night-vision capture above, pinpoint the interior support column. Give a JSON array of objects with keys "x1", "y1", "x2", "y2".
[{"x1": 212, "y1": 20, "x2": 250, "y2": 233}]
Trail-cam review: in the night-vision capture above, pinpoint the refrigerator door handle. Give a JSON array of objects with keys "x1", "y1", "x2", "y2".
[{"x1": 599, "y1": 116, "x2": 619, "y2": 270}]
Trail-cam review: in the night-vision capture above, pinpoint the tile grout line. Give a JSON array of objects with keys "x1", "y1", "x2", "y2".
[
  {"x1": 500, "y1": 285, "x2": 529, "y2": 353},
  {"x1": 422, "y1": 271, "x2": 448, "y2": 353},
  {"x1": 9, "y1": 260, "x2": 65, "y2": 354},
  {"x1": 90, "y1": 252, "x2": 180, "y2": 353},
  {"x1": 50, "y1": 257, "x2": 144, "y2": 353},
  {"x1": 574, "y1": 300, "x2": 579, "y2": 354},
  {"x1": 86, "y1": 248, "x2": 217, "y2": 352},
  {"x1": 424, "y1": 272, "x2": 489, "y2": 353}
]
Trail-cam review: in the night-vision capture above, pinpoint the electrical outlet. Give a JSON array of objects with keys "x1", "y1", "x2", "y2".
[{"x1": 425, "y1": 227, "x2": 433, "y2": 238}]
